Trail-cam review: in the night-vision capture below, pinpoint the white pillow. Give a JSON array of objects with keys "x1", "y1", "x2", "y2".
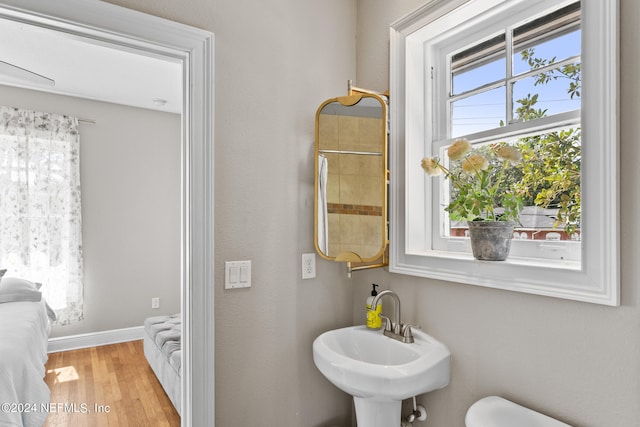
[{"x1": 0, "y1": 276, "x2": 42, "y2": 303}]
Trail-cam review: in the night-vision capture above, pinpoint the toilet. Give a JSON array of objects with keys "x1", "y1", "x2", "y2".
[{"x1": 466, "y1": 396, "x2": 572, "y2": 427}]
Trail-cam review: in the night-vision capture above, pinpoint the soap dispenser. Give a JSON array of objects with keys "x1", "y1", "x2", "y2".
[{"x1": 366, "y1": 284, "x2": 382, "y2": 329}]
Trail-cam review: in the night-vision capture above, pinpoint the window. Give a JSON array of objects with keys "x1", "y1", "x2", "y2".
[
  {"x1": 0, "y1": 107, "x2": 84, "y2": 324},
  {"x1": 389, "y1": 0, "x2": 618, "y2": 305},
  {"x1": 432, "y1": 2, "x2": 581, "y2": 261}
]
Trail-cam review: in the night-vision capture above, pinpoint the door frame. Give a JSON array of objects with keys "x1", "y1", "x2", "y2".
[{"x1": 0, "y1": 1, "x2": 215, "y2": 425}]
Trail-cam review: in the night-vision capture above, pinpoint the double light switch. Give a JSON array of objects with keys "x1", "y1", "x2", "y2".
[{"x1": 225, "y1": 260, "x2": 251, "y2": 289}]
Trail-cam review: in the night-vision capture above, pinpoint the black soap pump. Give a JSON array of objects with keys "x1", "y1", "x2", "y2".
[{"x1": 366, "y1": 284, "x2": 382, "y2": 329}]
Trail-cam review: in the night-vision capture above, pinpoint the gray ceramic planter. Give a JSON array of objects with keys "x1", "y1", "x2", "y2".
[{"x1": 467, "y1": 220, "x2": 515, "y2": 261}]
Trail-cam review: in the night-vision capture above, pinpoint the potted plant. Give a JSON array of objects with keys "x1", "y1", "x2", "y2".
[{"x1": 421, "y1": 138, "x2": 523, "y2": 260}]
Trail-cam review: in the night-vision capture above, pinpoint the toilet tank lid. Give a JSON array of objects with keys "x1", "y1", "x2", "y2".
[{"x1": 465, "y1": 396, "x2": 572, "y2": 427}]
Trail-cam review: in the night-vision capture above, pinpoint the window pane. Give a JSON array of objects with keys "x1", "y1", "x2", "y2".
[
  {"x1": 442, "y1": 128, "x2": 581, "y2": 242},
  {"x1": 451, "y1": 33, "x2": 506, "y2": 96},
  {"x1": 512, "y1": 67, "x2": 580, "y2": 120},
  {"x1": 451, "y1": 86, "x2": 505, "y2": 137},
  {"x1": 513, "y1": 29, "x2": 580, "y2": 76},
  {"x1": 512, "y1": 1, "x2": 581, "y2": 75},
  {"x1": 452, "y1": 57, "x2": 505, "y2": 95},
  {"x1": 513, "y1": 126, "x2": 581, "y2": 241}
]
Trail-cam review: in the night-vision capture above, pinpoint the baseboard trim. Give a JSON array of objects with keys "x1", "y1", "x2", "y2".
[{"x1": 48, "y1": 326, "x2": 145, "y2": 353}]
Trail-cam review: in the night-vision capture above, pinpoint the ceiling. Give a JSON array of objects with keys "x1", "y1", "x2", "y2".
[{"x1": 0, "y1": 17, "x2": 183, "y2": 114}]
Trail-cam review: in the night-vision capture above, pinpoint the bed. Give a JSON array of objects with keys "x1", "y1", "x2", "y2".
[
  {"x1": 143, "y1": 314, "x2": 181, "y2": 415},
  {"x1": 0, "y1": 271, "x2": 55, "y2": 427}
]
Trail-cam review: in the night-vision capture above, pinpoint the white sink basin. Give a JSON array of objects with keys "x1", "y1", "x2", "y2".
[{"x1": 313, "y1": 325, "x2": 450, "y2": 401}]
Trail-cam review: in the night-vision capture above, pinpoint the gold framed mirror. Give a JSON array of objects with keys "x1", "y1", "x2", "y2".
[{"x1": 314, "y1": 87, "x2": 388, "y2": 274}]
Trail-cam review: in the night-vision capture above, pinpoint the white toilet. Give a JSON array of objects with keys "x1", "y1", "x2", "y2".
[{"x1": 466, "y1": 396, "x2": 572, "y2": 427}]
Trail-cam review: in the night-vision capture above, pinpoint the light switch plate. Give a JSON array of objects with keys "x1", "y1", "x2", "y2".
[{"x1": 225, "y1": 260, "x2": 251, "y2": 289}]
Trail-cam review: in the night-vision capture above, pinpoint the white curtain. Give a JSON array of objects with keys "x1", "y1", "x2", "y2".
[{"x1": 0, "y1": 106, "x2": 83, "y2": 325}]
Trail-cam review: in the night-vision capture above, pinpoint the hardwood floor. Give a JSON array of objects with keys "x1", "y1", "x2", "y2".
[{"x1": 43, "y1": 340, "x2": 180, "y2": 427}]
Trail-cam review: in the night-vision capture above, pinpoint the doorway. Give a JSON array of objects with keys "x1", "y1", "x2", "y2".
[{"x1": 0, "y1": 1, "x2": 214, "y2": 425}]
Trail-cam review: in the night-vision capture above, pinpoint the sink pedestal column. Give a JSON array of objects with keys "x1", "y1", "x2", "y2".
[{"x1": 353, "y1": 397, "x2": 401, "y2": 427}]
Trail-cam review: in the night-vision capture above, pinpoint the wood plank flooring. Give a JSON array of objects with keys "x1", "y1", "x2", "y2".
[{"x1": 43, "y1": 340, "x2": 180, "y2": 427}]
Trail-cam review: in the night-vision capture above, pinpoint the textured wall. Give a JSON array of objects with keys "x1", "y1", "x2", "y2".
[{"x1": 355, "y1": 0, "x2": 640, "y2": 426}]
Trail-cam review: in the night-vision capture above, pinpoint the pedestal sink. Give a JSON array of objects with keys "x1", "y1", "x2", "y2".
[{"x1": 312, "y1": 325, "x2": 450, "y2": 427}]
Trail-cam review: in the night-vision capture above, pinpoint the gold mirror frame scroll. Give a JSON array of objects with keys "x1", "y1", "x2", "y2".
[{"x1": 313, "y1": 86, "x2": 389, "y2": 277}]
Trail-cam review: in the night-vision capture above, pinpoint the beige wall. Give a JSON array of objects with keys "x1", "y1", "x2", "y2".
[
  {"x1": 0, "y1": 85, "x2": 182, "y2": 338},
  {"x1": 355, "y1": 1, "x2": 640, "y2": 426}
]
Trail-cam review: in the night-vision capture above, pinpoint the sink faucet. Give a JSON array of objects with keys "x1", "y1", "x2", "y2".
[{"x1": 370, "y1": 290, "x2": 416, "y2": 343}]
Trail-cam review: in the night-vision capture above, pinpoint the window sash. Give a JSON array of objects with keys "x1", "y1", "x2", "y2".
[
  {"x1": 443, "y1": 4, "x2": 581, "y2": 139},
  {"x1": 430, "y1": 1, "x2": 582, "y2": 261},
  {"x1": 430, "y1": 115, "x2": 582, "y2": 262}
]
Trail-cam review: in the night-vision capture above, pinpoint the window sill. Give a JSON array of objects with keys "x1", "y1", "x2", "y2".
[
  {"x1": 390, "y1": 251, "x2": 609, "y2": 304},
  {"x1": 409, "y1": 249, "x2": 581, "y2": 271}
]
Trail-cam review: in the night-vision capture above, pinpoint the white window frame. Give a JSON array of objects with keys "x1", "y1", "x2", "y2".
[{"x1": 389, "y1": 0, "x2": 619, "y2": 305}]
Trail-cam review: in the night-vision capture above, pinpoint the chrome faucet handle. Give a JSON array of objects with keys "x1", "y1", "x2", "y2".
[
  {"x1": 400, "y1": 323, "x2": 421, "y2": 343},
  {"x1": 379, "y1": 314, "x2": 392, "y2": 332},
  {"x1": 401, "y1": 323, "x2": 421, "y2": 333}
]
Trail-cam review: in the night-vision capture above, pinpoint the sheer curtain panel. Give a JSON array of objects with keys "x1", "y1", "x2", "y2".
[{"x1": 0, "y1": 106, "x2": 83, "y2": 325}]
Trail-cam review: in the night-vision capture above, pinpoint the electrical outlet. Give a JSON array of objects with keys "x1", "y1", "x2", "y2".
[
  {"x1": 302, "y1": 253, "x2": 316, "y2": 279},
  {"x1": 151, "y1": 297, "x2": 160, "y2": 309}
]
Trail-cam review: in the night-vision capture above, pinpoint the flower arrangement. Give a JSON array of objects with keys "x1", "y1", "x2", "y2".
[{"x1": 421, "y1": 138, "x2": 524, "y2": 223}]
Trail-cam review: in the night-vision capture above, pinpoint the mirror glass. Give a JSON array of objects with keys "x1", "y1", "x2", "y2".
[{"x1": 314, "y1": 94, "x2": 388, "y2": 262}]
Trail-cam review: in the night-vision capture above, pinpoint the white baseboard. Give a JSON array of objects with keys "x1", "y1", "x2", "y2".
[{"x1": 48, "y1": 326, "x2": 145, "y2": 353}]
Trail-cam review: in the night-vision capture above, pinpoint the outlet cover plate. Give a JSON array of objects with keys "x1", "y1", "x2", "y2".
[{"x1": 302, "y1": 253, "x2": 316, "y2": 279}]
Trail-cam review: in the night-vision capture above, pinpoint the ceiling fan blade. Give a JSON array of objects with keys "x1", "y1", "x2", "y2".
[{"x1": 0, "y1": 61, "x2": 55, "y2": 86}]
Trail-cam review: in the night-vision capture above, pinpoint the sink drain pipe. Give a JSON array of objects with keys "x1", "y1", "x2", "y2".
[{"x1": 401, "y1": 396, "x2": 427, "y2": 426}]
